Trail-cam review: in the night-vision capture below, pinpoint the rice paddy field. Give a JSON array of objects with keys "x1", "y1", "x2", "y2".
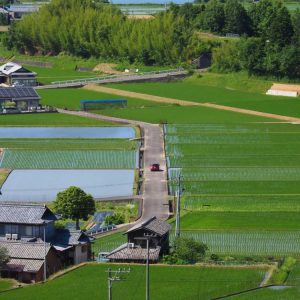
[
  {"x1": 0, "y1": 264, "x2": 266, "y2": 300},
  {"x1": 108, "y1": 74, "x2": 300, "y2": 119},
  {"x1": 165, "y1": 123, "x2": 300, "y2": 257}
]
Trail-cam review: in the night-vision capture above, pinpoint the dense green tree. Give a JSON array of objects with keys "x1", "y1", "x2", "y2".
[
  {"x1": 198, "y1": 0, "x2": 224, "y2": 34},
  {"x1": 292, "y1": 9, "x2": 300, "y2": 45},
  {"x1": 224, "y1": 0, "x2": 250, "y2": 35},
  {"x1": 105, "y1": 213, "x2": 125, "y2": 225},
  {"x1": 173, "y1": 237, "x2": 208, "y2": 264},
  {"x1": 239, "y1": 37, "x2": 265, "y2": 75},
  {"x1": 54, "y1": 186, "x2": 95, "y2": 230},
  {"x1": 261, "y1": 4, "x2": 293, "y2": 47},
  {"x1": 212, "y1": 40, "x2": 241, "y2": 72}
]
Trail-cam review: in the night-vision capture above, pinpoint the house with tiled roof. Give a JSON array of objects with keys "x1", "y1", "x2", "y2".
[
  {"x1": 0, "y1": 203, "x2": 91, "y2": 283},
  {"x1": 106, "y1": 216, "x2": 171, "y2": 263}
]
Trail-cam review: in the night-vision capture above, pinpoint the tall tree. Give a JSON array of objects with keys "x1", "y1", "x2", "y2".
[
  {"x1": 199, "y1": 0, "x2": 224, "y2": 34},
  {"x1": 224, "y1": 0, "x2": 250, "y2": 35},
  {"x1": 54, "y1": 186, "x2": 95, "y2": 230},
  {"x1": 261, "y1": 4, "x2": 293, "y2": 47}
]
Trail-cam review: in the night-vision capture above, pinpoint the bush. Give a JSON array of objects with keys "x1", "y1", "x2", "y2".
[
  {"x1": 105, "y1": 213, "x2": 125, "y2": 225},
  {"x1": 169, "y1": 237, "x2": 208, "y2": 264}
]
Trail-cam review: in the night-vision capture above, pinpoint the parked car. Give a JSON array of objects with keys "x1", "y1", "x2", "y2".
[{"x1": 150, "y1": 163, "x2": 160, "y2": 171}]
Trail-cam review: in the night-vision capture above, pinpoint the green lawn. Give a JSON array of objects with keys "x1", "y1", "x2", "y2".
[
  {"x1": 27, "y1": 65, "x2": 97, "y2": 85},
  {"x1": 0, "y1": 279, "x2": 14, "y2": 292},
  {"x1": 0, "y1": 264, "x2": 265, "y2": 300},
  {"x1": 0, "y1": 113, "x2": 111, "y2": 126},
  {"x1": 39, "y1": 87, "x2": 168, "y2": 110},
  {"x1": 108, "y1": 73, "x2": 300, "y2": 119},
  {"x1": 180, "y1": 212, "x2": 300, "y2": 230},
  {"x1": 92, "y1": 231, "x2": 127, "y2": 254}
]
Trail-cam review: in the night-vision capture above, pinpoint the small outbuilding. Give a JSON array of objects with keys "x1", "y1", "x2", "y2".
[
  {"x1": 0, "y1": 62, "x2": 37, "y2": 87},
  {"x1": 106, "y1": 216, "x2": 171, "y2": 263}
]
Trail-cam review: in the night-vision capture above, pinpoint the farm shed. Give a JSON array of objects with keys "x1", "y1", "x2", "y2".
[
  {"x1": 107, "y1": 216, "x2": 171, "y2": 263},
  {"x1": 0, "y1": 87, "x2": 41, "y2": 112},
  {"x1": 6, "y1": 5, "x2": 39, "y2": 20},
  {"x1": 0, "y1": 62, "x2": 37, "y2": 86},
  {"x1": 1, "y1": 242, "x2": 61, "y2": 283}
]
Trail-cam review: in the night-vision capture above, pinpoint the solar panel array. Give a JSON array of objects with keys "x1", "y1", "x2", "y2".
[{"x1": 0, "y1": 87, "x2": 39, "y2": 99}]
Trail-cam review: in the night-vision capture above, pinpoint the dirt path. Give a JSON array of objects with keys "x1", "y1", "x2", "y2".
[
  {"x1": 83, "y1": 85, "x2": 199, "y2": 106},
  {"x1": 84, "y1": 85, "x2": 300, "y2": 123}
]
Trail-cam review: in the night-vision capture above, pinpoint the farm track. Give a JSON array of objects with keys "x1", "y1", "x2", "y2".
[
  {"x1": 56, "y1": 108, "x2": 169, "y2": 222},
  {"x1": 84, "y1": 85, "x2": 300, "y2": 123}
]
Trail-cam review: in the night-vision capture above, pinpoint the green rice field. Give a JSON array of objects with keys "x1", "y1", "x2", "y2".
[
  {"x1": 0, "y1": 138, "x2": 136, "y2": 151},
  {"x1": 172, "y1": 231, "x2": 300, "y2": 256},
  {"x1": 229, "y1": 263, "x2": 300, "y2": 299},
  {"x1": 0, "y1": 149, "x2": 137, "y2": 169},
  {"x1": 0, "y1": 264, "x2": 265, "y2": 300},
  {"x1": 108, "y1": 74, "x2": 300, "y2": 119},
  {"x1": 0, "y1": 113, "x2": 111, "y2": 126},
  {"x1": 165, "y1": 123, "x2": 300, "y2": 256}
]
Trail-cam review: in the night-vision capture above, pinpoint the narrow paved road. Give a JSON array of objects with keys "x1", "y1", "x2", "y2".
[{"x1": 57, "y1": 109, "x2": 169, "y2": 221}]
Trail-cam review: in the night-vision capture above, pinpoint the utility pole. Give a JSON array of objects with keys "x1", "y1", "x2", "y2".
[
  {"x1": 43, "y1": 222, "x2": 47, "y2": 282},
  {"x1": 144, "y1": 233, "x2": 157, "y2": 300},
  {"x1": 106, "y1": 268, "x2": 131, "y2": 300},
  {"x1": 175, "y1": 175, "x2": 182, "y2": 238}
]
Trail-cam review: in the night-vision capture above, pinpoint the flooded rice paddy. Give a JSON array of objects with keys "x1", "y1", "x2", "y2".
[{"x1": 0, "y1": 169, "x2": 135, "y2": 202}]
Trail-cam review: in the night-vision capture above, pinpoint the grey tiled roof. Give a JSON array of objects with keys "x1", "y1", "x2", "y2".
[
  {"x1": 51, "y1": 229, "x2": 90, "y2": 247},
  {"x1": 1, "y1": 240, "x2": 51, "y2": 259},
  {"x1": 0, "y1": 203, "x2": 57, "y2": 224},
  {"x1": 5, "y1": 258, "x2": 44, "y2": 272},
  {"x1": 127, "y1": 217, "x2": 171, "y2": 236},
  {"x1": 107, "y1": 243, "x2": 160, "y2": 262}
]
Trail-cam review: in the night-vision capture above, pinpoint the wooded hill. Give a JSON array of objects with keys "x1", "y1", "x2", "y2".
[{"x1": 4, "y1": 0, "x2": 300, "y2": 78}]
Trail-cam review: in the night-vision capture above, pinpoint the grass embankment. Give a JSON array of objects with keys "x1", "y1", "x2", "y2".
[
  {"x1": 0, "y1": 113, "x2": 111, "y2": 126},
  {"x1": 0, "y1": 264, "x2": 265, "y2": 300},
  {"x1": 107, "y1": 73, "x2": 300, "y2": 119},
  {"x1": 229, "y1": 262, "x2": 300, "y2": 299},
  {"x1": 0, "y1": 279, "x2": 15, "y2": 292}
]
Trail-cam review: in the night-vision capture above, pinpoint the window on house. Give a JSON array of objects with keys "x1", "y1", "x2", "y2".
[{"x1": 81, "y1": 245, "x2": 87, "y2": 253}]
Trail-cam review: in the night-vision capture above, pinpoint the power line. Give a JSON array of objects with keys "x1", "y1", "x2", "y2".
[{"x1": 106, "y1": 267, "x2": 131, "y2": 300}]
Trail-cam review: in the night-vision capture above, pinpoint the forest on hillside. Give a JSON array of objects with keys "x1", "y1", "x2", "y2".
[{"x1": 4, "y1": 0, "x2": 300, "y2": 78}]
